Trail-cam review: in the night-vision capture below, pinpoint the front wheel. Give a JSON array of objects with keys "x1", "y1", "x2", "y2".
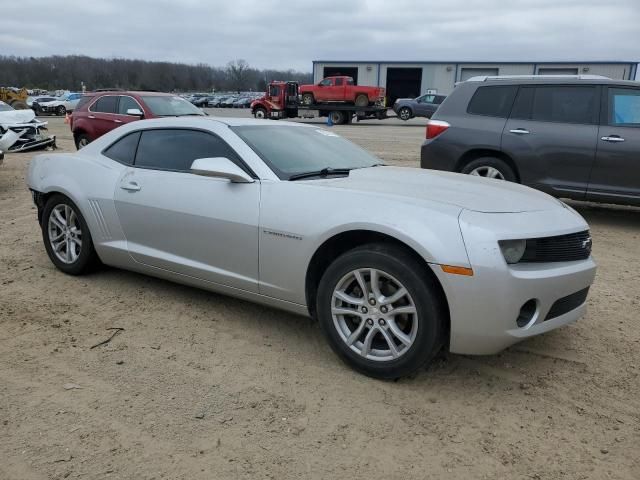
[
  {"x1": 41, "y1": 195, "x2": 99, "y2": 275},
  {"x1": 254, "y1": 107, "x2": 267, "y2": 119},
  {"x1": 461, "y1": 157, "x2": 516, "y2": 182},
  {"x1": 56, "y1": 105, "x2": 66, "y2": 116},
  {"x1": 316, "y1": 244, "x2": 446, "y2": 379},
  {"x1": 302, "y1": 93, "x2": 314, "y2": 105}
]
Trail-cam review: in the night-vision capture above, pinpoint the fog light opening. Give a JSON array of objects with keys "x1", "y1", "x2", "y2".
[{"x1": 517, "y1": 299, "x2": 538, "y2": 328}]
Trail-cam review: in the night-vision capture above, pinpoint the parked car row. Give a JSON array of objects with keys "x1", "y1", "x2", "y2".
[{"x1": 185, "y1": 92, "x2": 263, "y2": 108}]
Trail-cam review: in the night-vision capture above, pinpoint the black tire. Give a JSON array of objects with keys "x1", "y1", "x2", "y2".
[
  {"x1": 11, "y1": 101, "x2": 28, "y2": 110},
  {"x1": 460, "y1": 157, "x2": 517, "y2": 182},
  {"x1": 41, "y1": 194, "x2": 99, "y2": 275},
  {"x1": 302, "y1": 93, "x2": 314, "y2": 105},
  {"x1": 354, "y1": 94, "x2": 368, "y2": 107},
  {"x1": 316, "y1": 243, "x2": 446, "y2": 379},
  {"x1": 328, "y1": 110, "x2": 345, "y2": 125},
  {"x1": 56, "y1": 105, "x2": 66, "y2": 116},
  {"x1": 254, "y1": 107, "x2": 267, "y2": 119},
  {"x1": 398, "y1": 107, "x2": 412, "y2": 121},
  {"x1": 74, "y1": 133, "x2": 91, "y2": 150}
]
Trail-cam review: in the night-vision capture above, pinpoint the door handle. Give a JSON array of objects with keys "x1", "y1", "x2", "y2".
[
  {"x1": 120, "y1": 181, "x2": 141, "y2": 192},
  {"x1": 509, "y1": 128, "x2": 530, "y2": 134},
  {"x1": 114, "y1": 119, "x2": 123, "y2": 124},
  {"x1": 601, "y1": 136, "x2": 625, "y2": 142},
  {"x1": 88, "y1": 115, "x2": 96, "y2": 119}
]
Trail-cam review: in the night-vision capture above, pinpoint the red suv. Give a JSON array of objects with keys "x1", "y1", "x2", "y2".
[{"x1": 70, "y1": 91, "x2": 205, "y2": 149}]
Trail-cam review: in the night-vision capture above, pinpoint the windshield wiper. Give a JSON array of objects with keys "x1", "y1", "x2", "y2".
[{"x1": 288, "y1": 167, "x2": 353, "y2": 181}]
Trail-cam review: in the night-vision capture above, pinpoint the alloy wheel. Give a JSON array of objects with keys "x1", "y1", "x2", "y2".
[
  {"x1": 331, "y1": 268, "x2": 418, "y2": 361},
  {"x1": 469, "y1": 166, "x2": 505, "y2": 180},
  {"x1": 48, "y1": 204, "x2": 82, "y2": 264}
]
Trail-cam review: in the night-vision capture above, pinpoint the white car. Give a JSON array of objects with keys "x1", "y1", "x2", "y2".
[
  {"x1": 37, "y1": 93, "x2": 83, "y2": 115},
  {"x1": 26, "y1": 117, "x2": 597, "y2": 378}
]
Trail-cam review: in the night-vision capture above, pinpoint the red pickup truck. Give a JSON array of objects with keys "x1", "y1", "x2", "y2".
[{"x1": 299, "y1": 76, "x2": 385, "y2": 107}]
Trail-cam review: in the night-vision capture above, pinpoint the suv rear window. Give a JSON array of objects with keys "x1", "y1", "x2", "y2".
[
  {"x1": 467, "y1": 86, "x2": 517, "y2": 117},
  {"x1": 91, "y1": 95, "x2": 118, "y2": 114},
  {"x1": 75, "y1": 95, "x2": 94, "y2": 110}
]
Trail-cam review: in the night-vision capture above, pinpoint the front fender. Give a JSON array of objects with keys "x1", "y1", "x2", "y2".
[{"x1": 258, "y1": 181, "x2": 469, "y2": 305}]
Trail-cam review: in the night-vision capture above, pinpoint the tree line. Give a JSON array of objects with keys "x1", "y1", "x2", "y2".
[{"x1": 0, "y1": 55, "x2": 312, "y2": 93}]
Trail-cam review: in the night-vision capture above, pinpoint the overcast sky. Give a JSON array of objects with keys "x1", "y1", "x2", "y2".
[{"x1": 1, "y1": 0, "x2": 638, "y2": 71}]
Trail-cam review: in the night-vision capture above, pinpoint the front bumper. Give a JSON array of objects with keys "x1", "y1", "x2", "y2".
[{"x1": 434, "y1": 208, "x2": 597, "y2": 355}]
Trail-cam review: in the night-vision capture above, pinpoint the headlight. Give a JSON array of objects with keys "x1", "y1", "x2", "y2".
[{"x1": 498, "y1": 239, "x2": 526, "y2": 264}]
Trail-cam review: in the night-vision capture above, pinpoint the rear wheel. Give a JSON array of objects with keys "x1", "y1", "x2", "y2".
[
  {"x1": 461, "y1": 157, "x2": 516, "y2": 182},
  {"x1": 328, "y1": 110, "x2": 345, "y2": 125},
  {"x1": 41, "y1": 195, "x2": 99, "y2": 275},
  {"x1": 398, "y1": 107, "x2": 412, "y2": 121},
  {"x1": 316, "y1": 244, "x2": 446, "y2": 379},
  {"x1": 354, "y1": 94, "x2": 368, "y2": 107},
  {"x1": 302, "y1": 93, "x2": 314, "y2": 105},
  {"x1": 254, "y1": 107, "x2": 267, "y2": 119},
  {"x1": 75, "y1": 133, "x2": 91, "y2": 150}
]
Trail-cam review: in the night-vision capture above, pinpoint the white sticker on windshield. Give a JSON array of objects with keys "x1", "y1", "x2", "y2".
[{"x1": 315, "y1": 129, "x2": 339, "y2": 137}]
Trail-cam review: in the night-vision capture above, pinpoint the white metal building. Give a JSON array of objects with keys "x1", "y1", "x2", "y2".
[{"x1": 312, "y1": 60, "x2": 638, "y2": 104}]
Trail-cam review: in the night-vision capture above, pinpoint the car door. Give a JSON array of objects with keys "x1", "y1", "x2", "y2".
[
  {"x1": 316, "y1": 78, "x2": 333, "y2": 102},
  {"x1": 87, "y1": 95, "x2": 119, "y2": 138},
  {"x1": 587, "y1": 86, "x2": 640, "y2": 205},
  {"x1": 113, "y1": 127, "x2": 260, "y2": 292},
  {"x1": 414, "y1": 94, "x2": 435, "y2": 117},
  {"x1": 502, "y1": 85, "x2": 600, "y2": 198},
  {"x1": 115, "y1": 95, "x2": 144, "y2": 126}
]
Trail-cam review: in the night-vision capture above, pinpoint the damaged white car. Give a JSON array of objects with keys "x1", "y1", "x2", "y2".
[{"x1": 0, "y1": 101, "x2": 56, "y2": 153}]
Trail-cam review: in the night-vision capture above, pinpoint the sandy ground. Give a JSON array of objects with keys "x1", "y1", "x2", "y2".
[{"x1": 1, "y1": 110, "x2": 639, "y2": 480}]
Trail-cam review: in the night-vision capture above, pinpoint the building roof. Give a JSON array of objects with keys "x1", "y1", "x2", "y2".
[{"x1": 313, "y1": 60, "x2": 638, "y2": 65}]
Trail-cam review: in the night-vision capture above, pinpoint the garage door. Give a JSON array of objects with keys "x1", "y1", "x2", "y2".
[
  {"x1": 537, "y1": 68, "x2": 579, "y2": 75},
  {"x1": 460, "y1": 68, "x2": 499, "y2": 81}
]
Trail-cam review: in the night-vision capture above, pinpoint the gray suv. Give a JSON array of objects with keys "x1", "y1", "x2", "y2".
[
  {"x1": 420, "y1": 75, "x2": 640, "y2": 206},
  {"x1": 393, "y1": 93, "x2": 446, "y2": 121}
]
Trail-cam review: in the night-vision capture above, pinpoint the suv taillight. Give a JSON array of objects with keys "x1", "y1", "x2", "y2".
[{"x1": 426, "y1": 120, "x2": 450, "y2": 139}]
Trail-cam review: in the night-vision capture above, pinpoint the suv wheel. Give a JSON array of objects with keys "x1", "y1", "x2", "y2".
[
  {"x1": 56, "y1": 105, "x2": 66, "y2": 116},
  {"x1": 75, "y1": 134, "x2": 91, "y2": 150},
  {"x1": 316, "y1": 244, "x2": 445, "y2": 379},
  {"x1": 461, "y1": 157, "x2": 516, "y2": 182}
]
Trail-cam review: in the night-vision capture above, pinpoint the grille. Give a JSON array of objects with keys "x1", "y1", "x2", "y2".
[
  {"x1": 521, "y1": 230, "x2": 592, "y2": 263},
  {"x1": 545, "y1": 287, "x2": 590, "y2": 320}
]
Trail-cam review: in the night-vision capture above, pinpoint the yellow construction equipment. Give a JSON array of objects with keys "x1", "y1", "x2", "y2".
[{"x1": 0, "y1": 87, "x2": 29, "y2": 109}]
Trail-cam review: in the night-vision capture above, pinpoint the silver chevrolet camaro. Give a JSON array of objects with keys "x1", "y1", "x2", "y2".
[{"x1": 27, "y1": 117, "x2": 596, "y2": 378}]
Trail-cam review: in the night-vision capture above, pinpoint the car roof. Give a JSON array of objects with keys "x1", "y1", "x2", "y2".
[
  {"x1": 466, "y1": 76, "x2": 640, "y2": 87},
  {"x1": 115, "y1": 116, "x2": 311, "y2": 129}
]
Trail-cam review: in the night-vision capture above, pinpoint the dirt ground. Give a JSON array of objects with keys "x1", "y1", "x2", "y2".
[{"x1": 1, "y1": 110, "x2": 639, "y2": 480}]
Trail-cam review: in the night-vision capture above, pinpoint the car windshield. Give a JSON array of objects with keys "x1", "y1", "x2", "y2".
[
  {"x1": 140, "y1": 95, "x2": 205, "y2": 116},
  {"x1": 232, "y1": 125, "x2": 383, "y2": 180}
]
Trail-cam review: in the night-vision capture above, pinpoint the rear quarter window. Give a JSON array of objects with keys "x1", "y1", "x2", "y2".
[
  {"x1": 102, "y1": 131, "x2": 141, "y2": 165},
  {"x1": 467, "y1": 85, "x2": 517, "y2": 117}
]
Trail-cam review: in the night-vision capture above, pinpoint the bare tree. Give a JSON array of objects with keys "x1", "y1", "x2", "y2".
[{"x1": 225, "y1": 59, "x2": 251, "y2": 92}]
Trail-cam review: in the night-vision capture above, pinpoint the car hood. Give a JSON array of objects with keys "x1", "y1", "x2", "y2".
[
  {"x1": 310, "y1": 166, "x2": 561, "y2": 213},
  {"x1": 0, "y1": 108, "x2": 37, "y2": 126},
  {"x1": 394, "y1": 98, "x2": 413, "y2": 104}
]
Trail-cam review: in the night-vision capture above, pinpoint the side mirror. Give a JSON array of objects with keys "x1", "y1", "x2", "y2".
[
  {"x1": 126, "y1": 108, "x2": 144, "y2": 117},
  {"x1": 190, "y1": 157, "x2": 254, "y2": 183}
]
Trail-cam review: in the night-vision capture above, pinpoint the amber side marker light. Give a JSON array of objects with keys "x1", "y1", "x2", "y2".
[{"x1": 441, "y1": 265, "x2": 474, "y2": 276}]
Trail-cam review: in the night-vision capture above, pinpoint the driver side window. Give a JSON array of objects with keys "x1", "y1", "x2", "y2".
[
  {"x1": 134, "y1": 129, "x2": 240, "y2": 172},
  {"x1": 319, "y1": 79, "x2": 333, "y2": 87}
]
